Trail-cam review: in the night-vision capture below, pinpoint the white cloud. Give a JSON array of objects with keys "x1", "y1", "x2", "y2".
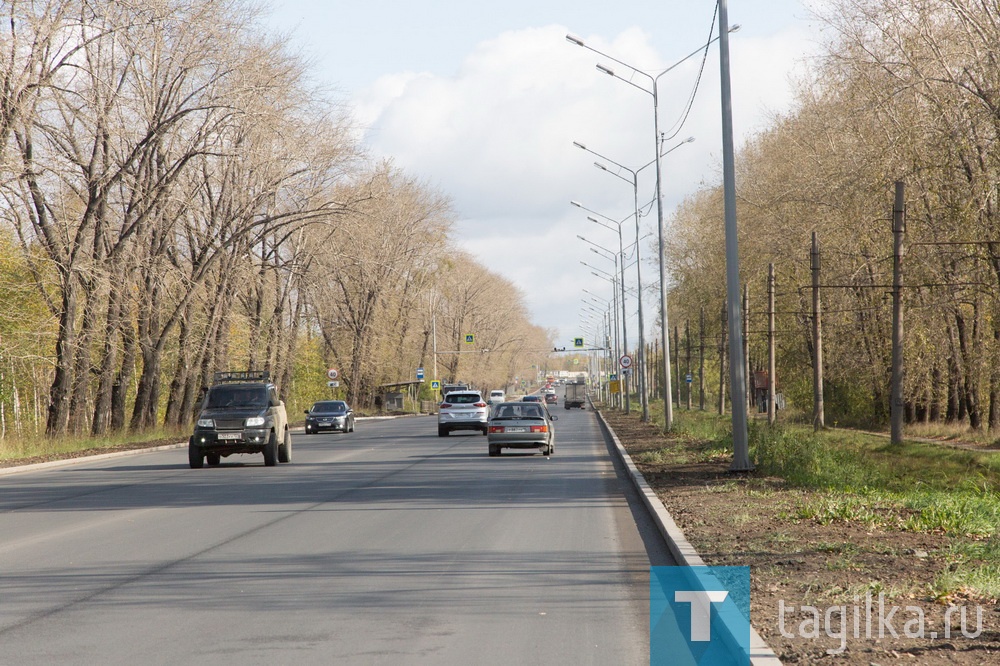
[{"x1": 353, "y1": 22, "x2": 821, "y2": 345}]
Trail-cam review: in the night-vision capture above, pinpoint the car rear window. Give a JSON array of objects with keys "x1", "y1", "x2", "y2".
[{"x1": 446, "y1": 393, "x2": 482, "y2": 404}]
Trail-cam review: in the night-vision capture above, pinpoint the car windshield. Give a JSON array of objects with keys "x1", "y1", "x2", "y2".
[
  {"x1": 446, "y1": 394, "x2": 481, "y2": 404},
  {"x1": 522, "y1": 396, "x2": 541, "y2": 402},
  {"x1": 206, "y1": 385, "x2": 269, "y2": 409},
  {"x1": 311, "y1": 401, "x2": 347, "y2": 414},
  {"x1": 494, "y1": 404, "x2": 545, "y2": 419}
]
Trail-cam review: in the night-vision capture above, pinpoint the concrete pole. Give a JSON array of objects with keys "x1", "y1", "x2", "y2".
[
  {"x1": 890, "y1": 181, "x2": 906, "y2": 445},
  {"x1": 699, "y1": 306, "x2": 706, "y2": 411},
  {"x1": 718, "y1": 304, "x2": 727, "y2": 415},
  {"x1": 768, "y1": 263, "x2": 776, "y2": 426},
  {"x1": 719, "y1": 0, "x2": 751, "y2": 471},
  {"x1": 812, "y1": 232, "x2": 825, "y2": 430},
  {"x1": 743, "y1": 283, "x2": 751, "y2": 416}
]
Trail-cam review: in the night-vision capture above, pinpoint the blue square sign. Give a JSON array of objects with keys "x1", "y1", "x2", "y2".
[{"x1": 651, "y1": 566, "x2": 750, "y2": 665}]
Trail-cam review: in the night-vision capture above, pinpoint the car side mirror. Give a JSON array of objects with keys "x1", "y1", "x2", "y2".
[
  {"x1": 551, "y1": 415, "x2": 558, "y2": 421},
  {"x1": 304, "y1": 410, "x2": 310, "y2": 414}
]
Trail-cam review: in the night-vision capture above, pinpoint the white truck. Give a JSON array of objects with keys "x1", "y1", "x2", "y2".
[{"x1": 563, "y1": 382, "x2": 586, "y2": 409}]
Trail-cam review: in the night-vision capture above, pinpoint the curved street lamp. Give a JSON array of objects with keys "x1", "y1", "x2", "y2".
[
  {"x1": 567, "y1": 27, "x2": 739, "y2": 432},
  {"x1": 573, "y1": 136, "x2": 694, "y2": 422}
]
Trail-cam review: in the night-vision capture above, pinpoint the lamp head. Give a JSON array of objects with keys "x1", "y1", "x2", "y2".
[
  {"x1": 572, "y1": 141, "x2": 586, "y2": 150},
  {"x1": 570, "y1": 200, "x2": 582, "y2": 208},
  {"x1": 565, "y1": 34, "x2": 585, "y2": 46},
  {"x1": 596, "y1": 64, "x2": 615, "y2": 77}
]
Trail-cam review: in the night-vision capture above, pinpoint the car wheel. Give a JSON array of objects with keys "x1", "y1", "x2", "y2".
[
  {"x1": 438, "y1": 425, "x2": 449, "y2": 437},
  {"x1": 548, "y1": 443, "x2": 555, "y2": 455},
  {"x1": 188, "y1": 438, "x2": 204, "y2": 469},
  {"x1": 481, "y1": 426, "x2": 488, "y2": 436},
  {"x1": 206, "y1": 452, "x2": 221, "y2": 466},
  {"x1": 349, "y1": 419, "x2": 355, "y2": 433},
  {"x1": 564, "y1": 405, "x2": 570, "y2": 410},
  {"x1": 488, "y1": 445, "x2": 500, "y2": 457},
  {"x1": 278, "y1": 429, "x2": 292, "y2": 463},
  {"x1": 263, "y1": 431, "x2": 278, "y2": 467}
]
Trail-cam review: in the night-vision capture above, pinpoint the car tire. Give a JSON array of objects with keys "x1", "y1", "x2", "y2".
[
  {"x1": 481, "y1": 426, "x2": 488, "y2": 436},
  {"x1": 438, "y1": 426, "x2": 449, "y2": 437},
  {"x1": 564, "y1": 405, "x2": 570, "y2": 410},
  {"x1": 263, "y1": 431, "x2": 278, "y2": 467},
  {"x1": 188, "y1": 438, "x2": 204, "y2": 469},
  {"x1": 548, "y1": 443, "x2": 555, "y2": 455},
  {"x1": 206, "y1": 452, "x2": 221, "y2": 466},
  {"x1": 278, "y1": 429, "x2": 292, "y2": 463},
  {"x1": 488, "y1": 445, "x2": 500, "y2": 457},
  {"x1": 349, "y1": 420, "x2": 355, "y2": 433}
]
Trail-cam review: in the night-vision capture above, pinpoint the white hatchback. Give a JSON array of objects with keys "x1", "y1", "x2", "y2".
[
  {"x1": 438, "y1": 391, "x2": 490, "y2": 437},
  {"x1": 488, "y1": 389, "x2": 506, "y2": 405}
]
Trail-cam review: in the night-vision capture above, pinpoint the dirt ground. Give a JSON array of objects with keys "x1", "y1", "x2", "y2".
[{"x1": 602, "y1": 411, "x2": 1000, "y2": 665}]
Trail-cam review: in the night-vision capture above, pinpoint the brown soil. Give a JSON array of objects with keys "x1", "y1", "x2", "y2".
[{"x1": 603, "y1": 410, "x2": 1000, "y2": 665}]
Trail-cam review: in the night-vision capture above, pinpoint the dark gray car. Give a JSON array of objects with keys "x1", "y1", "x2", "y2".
[{"x1": 304, "y1": 400, "x2": 355, "y2": 433}]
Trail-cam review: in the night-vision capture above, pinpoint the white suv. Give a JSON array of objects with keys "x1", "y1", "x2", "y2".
[
  {"x1": 488, "y1": 389, "x2": 505, "y2": 404},
  {"x1": 438, "y1": 391, "x2": 489, "y2": 437}
]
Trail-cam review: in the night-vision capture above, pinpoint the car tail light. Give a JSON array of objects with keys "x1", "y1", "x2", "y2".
[
  {"x1": 489, "y1": 425, "x2": 504, "y2": 433},
  {"x1": 440, "y1": 403, "x2": 452, "y2": 408},
  {"x1": 530, "y1": 425, "x2": 548, "y2": 433},
  {"x1": 474, "y1": 402, "x2": 487, "y2": 408}
]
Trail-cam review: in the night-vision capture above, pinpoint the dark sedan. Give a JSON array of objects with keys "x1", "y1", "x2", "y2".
[{"x1": 304, "y1": 400, "x2": 355, "y2": 434}]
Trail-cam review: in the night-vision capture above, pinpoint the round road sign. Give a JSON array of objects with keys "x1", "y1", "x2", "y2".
[
  {"x1": 327, "y1": 368, "x2": 339, "y2": 380},
  {"x1": 619, "y1": 355, "x2": 633, "y2": 369}
]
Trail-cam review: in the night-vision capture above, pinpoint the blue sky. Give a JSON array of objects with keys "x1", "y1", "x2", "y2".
[{"x1": 265, "y1": 0, "x2": 827, "y2": 347}]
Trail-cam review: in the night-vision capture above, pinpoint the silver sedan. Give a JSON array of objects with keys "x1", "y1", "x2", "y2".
[{"x1": 486, "y1": 402, "x2": 556, "y2": 457}]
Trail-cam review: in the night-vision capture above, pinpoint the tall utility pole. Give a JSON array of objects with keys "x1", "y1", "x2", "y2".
[
  {"x1": 674, "y1": 326, "x2": 681, "y2": 409},
  {"x1": 719, "y1": 0, "x2": 751, "y2": 471},
  {"x1": 890, "y1": 181, "x2": 906, "y2": 445},
  {"x1": 685, "y1": 320, "x2": 693, "y2": 410},
  {"x1": 811, "y1": 232, "x2": 825, "y2": 430},
  {"x1": 718, "y1": 304, "x2": 727, "y2": 415},
  {"x1": 767, "y1": 263, "x2": 776, "y2": 426},
  {"x1": 743, "y1": 283, "x2": 751, "y2": 415},
  {"x1": 699, "y1": 306, "x2": 706, "y2": 411}
]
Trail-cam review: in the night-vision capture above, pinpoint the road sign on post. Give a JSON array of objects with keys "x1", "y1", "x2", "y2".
[
  {"x1": 430, "y1": 380, "x2": 440, "y2": 390},
  {"x1": 416, "y1": 367, "x2": 425, "y2": 380},
  {"x1": 574, "y1": 337, "x2": 584, "y2": 348},
  {"x1": 619, "y1": 354, "x2": 633, "y2": 369},
  {"x1": 327, "y1": 368, "x2": 339, "y2": 380},
  {"x1": 327, "y1": 381, "x2": 339, "y2": 388},
  {"x1": 464, "y1": 334, "x2": 475, "y2": 344}
]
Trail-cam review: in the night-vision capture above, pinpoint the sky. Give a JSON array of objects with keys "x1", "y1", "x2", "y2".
[{"x1": 265, "y1": 0, "x2": 828, "y2": 351}]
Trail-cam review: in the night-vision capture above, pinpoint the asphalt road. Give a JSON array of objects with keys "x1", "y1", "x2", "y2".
[{"x1": 0, "y1": 406, "x2": 674, "y2": 664}]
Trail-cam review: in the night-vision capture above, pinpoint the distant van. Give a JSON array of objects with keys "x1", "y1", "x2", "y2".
[{"x1": 488, "y1": 390, "x2": 506, "y2": 404}]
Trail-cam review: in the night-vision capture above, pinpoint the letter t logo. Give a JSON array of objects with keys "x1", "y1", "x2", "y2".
[{"x1": 674, "y1": 591, "x2": 730, "y2": 641}]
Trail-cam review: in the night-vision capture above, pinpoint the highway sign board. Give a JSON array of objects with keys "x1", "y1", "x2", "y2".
[{"x1": 619, "y1": 354, "x2": 633, "y2": 369}]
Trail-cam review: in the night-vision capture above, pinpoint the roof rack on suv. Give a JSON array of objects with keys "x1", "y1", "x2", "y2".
[{"x1": 213, "y1": 370, "x2": 270, "y2": 384}]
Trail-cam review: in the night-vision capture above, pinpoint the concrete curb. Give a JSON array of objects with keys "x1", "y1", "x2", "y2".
[
  {"x1": 0, "y1": 441, "x2": 189, "y2": 477},
  {"x1": 596, "y1": 408, "x2": 783, "y2": 666},
  {"x1": 0, "y1": 414, "x2": 419, "y2": 477}
]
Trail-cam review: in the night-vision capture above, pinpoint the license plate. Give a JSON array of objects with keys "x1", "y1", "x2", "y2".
[
  {"x1": 505, "y1": 426, "x2": 528, "y2": 433},
  {"x1": 217, "y1": 432, "x2": 241, "y2": 441},
  {"x1": 319, "y1": 421, "x2": 332, "y2": 425}
]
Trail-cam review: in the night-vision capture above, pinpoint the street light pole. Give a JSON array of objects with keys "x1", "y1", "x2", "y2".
[
  {"x1": 574, "y1": 201, "x2": 631, "y2": 413},
  {"x1": 574, "y1": 138, "x2": 694, "y2": 423},
  {"x1": 567, "y1": 28, "x2": 737, "y2": 432},
  {"x1": 718, "y1": 0, "x2": 751, "y2": 471}
]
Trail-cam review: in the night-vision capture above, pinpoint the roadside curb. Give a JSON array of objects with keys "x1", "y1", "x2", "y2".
[
  {"x1": 596, "y1": 407, "x2": 782, "y2": 666},
  {"x1": 0, "y1": 414, "x2": 419, "y2": 477},
  {"x1": 0, "y1": 441, "x2": 188, "y2": 477}
]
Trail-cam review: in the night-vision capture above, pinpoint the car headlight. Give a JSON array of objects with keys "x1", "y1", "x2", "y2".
[
  {"x1": 196, "y1": 418, "x2": 215, "y2": 428},
  {"x1": 245, "y1": 416, "x2": 266, "y2": 427}
]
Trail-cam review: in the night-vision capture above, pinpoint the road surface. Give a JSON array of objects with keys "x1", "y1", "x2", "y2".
[{"x1": 0, "y1": 407, "x2": 673, "y2": 664}]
